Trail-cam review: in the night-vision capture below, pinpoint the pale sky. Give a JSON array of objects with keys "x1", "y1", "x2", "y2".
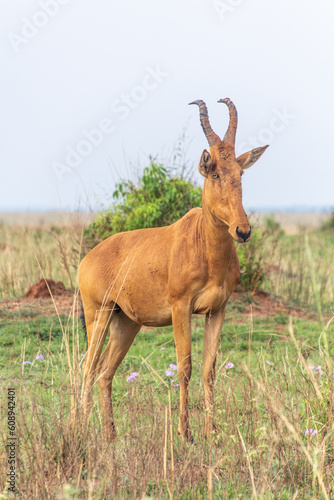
[{"x1": 1, "y1": 0, "x2": 334, "y2": 211}]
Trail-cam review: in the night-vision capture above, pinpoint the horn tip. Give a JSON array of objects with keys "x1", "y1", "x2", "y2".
[
  {"x1": 217, "y1": 98, "x2": 231, "y2": 104},
  {"x1": 189, "y1": 100, "x2": 202, "y2": 106}
]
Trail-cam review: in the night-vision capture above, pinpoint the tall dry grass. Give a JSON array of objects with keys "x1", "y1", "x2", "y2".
[
  {"x1": 1, "y1": 299, "x2": 334, "y2": 498},
  {"x1": 1, "y1": 213, "x2": 333, "y2": 311},
  {"x1": 261, "y1": 230, "x2": 334, "y2": 313},
  {"x1": 0, "y1": 214, "x2": 89, "y2": 299}
]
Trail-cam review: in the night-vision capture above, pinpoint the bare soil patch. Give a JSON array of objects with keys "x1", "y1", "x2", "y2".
[
  {"x1": 0, "y1": 242, "x2": 18, "y2": 252},
  {"x1": 0, "y1": 279, "x2": 75, "y2": 316},
  {"x1": 25, "y1": 278, "x2": 67, "y2": 299},
  {"x1": 230, "y1": 289, "x2": 306, "y2": 319}
]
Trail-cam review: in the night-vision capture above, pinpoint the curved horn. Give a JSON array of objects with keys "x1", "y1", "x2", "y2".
[
  {"x1": 218, "y1": 98, "x2": 238, "y2": 146},
  {"x1": 189, "y1": 100, "x2": 220, "y2": 147}
]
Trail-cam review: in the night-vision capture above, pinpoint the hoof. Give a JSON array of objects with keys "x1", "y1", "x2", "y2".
[
  {"x1": 178, "y1": 428, "x2": 194, "y2": 444},
  {"x1": 104, "y1": 422, "x2": 117, "y2": 441},
  {"x1": 204, "y1": 418, "x2": 219, "y2": 439}
]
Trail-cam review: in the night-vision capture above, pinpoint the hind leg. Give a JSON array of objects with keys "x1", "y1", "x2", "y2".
[
  {"x1": 82, "y1": 301, "x2": 114, "y2": 420},
  {"x1": 203, "y1": 306, "x2": 226, "y2": 439},
  {"x1": 97, "y1": 311, "x2": 141, "y2": 439}
]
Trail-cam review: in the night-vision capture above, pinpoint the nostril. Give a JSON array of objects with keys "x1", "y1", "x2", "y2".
[
  {"x1": 236, "y1": 226, "x2": 251, "y2": 241},
  {"x1": 236, "y1": 226, "x2": 243, "y2": 238}
]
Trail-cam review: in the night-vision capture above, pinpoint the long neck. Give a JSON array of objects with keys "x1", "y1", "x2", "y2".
[{"x1": 201, "y1": 195, "x2": 234, "y2": 263}]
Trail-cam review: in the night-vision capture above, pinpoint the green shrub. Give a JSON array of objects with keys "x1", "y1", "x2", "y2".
[
  {"x1": 321, "y1": 212, "x2": 334, "y2": 231},
  {"x1": 237, "y1": 225, "x2": 265, "y2": 292},
  {"x1": 262, "y1": 213, "x2": 284, "y2": 238},
  {"x1": 85, "y1": 162, "x2": 202, "y2": 245}
]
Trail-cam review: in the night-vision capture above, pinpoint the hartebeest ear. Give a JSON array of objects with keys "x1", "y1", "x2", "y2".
[
  {"x1": 236, "y1": 145, "x2": 269, "y2": 170},
  {"x1": 198, "y1": 149, "x2": 212, "y2": 177}
]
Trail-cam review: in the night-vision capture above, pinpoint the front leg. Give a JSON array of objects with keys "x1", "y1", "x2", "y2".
[
  {"x1": 171, "y1": 302, "x2": 193, "y2": 442},
  {"x1": 203, "y1": 306, "x2": 226, "y2": 439}
]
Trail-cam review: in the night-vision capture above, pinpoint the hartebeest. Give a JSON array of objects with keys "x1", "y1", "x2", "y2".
[{"x1": 79, "y1": 98, "x2": 268, "y2": 441}]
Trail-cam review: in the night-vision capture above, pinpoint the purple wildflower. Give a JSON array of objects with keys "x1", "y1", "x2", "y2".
[
  {"x1": 127, "y1": 372, "x2": 139, "y2": 383},
  {"x1": 304, "y1": 428, "x2": 317, "y2": 436},
  {"x1": 22, "y1": 361, "x2": 31, "y2": 365},
  {"x1": 225, "y1": 362, "x2": 234, "y2": 369},
  {"x1": 307, "y1": 365, "x2": 315, "y2": 370},
  {"x1": 266, "y1": 361, "x2": 271, "y2": 365},
  {"x1": 165, "y1": 370, "x2": 174, "y2": 377},
  {"x1": 36, "y1": 354, "x2": 44, "y2": 360},
  {"x1": 161, "y1": 347, "x2": 165, "y2": 351},
  {"x1": 169, "y1": 364, "x2": 178, "y2": 370},
  {"x1": 315, "y1": 365, "x2": 323, "y2": 375}
]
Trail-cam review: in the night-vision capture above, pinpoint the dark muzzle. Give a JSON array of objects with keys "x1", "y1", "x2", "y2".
[{"x1": 236, "y1": 226, "x2": 251, "y2": 242}]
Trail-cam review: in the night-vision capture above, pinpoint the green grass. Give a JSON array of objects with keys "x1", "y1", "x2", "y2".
[
  {"x1": 2, "y1": 307, "x2": 332, "y2": 388},
  {"x1": 1, "y1": 303, "x2": 334, "y2": 498}
]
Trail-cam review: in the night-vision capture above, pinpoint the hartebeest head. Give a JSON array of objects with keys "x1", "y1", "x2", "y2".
[{"x1": 190, "y1": 98, "x2": 268, "y2": 243}]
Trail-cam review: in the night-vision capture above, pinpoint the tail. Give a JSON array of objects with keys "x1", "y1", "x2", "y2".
[
  {"x1": 80, "y1": 300, "x2": 87, "y2": 343},
  {"x1": 79, "y1": 297, "x2": 121, "y2": 346}
]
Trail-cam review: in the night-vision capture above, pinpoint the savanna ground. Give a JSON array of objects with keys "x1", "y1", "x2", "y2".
[{"x1": 0, "y1": 211, "x2": 334, "y2": 499}]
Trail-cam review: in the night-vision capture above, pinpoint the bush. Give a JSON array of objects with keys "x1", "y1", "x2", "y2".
[
  {"x1": 237, "y1": 225, "x2": 265, "y2": 292},
  {"x1": 262, "y1": 213, "x2": 284, "y2": 238},
  {"x1": 85, "y1": 162, "x2": 202, "y2": 245},
  {"x1": 321, "y1": 212, "x2": 334, "y2": 231}
]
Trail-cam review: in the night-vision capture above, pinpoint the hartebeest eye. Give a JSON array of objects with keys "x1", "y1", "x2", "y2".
[{"x1": 211, "y1": 173, "x2": 220, "y2": 179}]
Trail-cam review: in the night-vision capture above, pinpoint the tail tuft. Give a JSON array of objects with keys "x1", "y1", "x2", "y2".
[{"x1": 80, "y1": 301, "x2": 87, "y2": 342}]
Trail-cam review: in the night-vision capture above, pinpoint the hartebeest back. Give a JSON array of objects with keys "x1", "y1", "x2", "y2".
[{"x1": 79, "y1": 98, "x2": 268, "y2": 441}]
